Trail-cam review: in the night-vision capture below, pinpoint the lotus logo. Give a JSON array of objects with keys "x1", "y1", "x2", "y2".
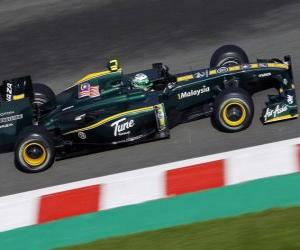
[
  {"x1": 78, "y1": 132, "x2": 86, "y2": 140},
  {"x1": 217, "y1": 67, "x2": 229, "y2": 74}
]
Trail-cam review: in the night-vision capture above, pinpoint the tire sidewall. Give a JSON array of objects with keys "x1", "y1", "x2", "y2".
[
  {"x1": 14, "y1": 127, "x2": 55, "y2": 173},
  {"x1": 213, "y1": 88, "x2": 254, "y2": 132},
  {"x1": 215, "y1": 53, "x2": 244, "y2": 67},
  {"x1": 210, "y1": 45, "x2": 249, "y2": 68},
  {"x1": 32, "y1": 83, "x2": 56, "y2": 109}
]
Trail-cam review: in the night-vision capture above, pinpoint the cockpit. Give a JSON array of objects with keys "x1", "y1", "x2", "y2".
[
  {"x1": 73, "y1": 59, "x2": 175, "y2": 101},
  {"x1": 124, "y1": 62, "x2": 175, "y2": 92}
]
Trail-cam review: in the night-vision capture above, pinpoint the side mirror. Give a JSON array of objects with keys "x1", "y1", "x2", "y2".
[{"x1": 163, "y1": 86, "x2": 172, "y2": 96}]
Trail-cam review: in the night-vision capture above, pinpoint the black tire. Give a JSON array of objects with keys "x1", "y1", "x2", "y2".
[
  {"x1": 210, "y1": 45, "x2": 249, "y2": 68},
  {"x1": 14, "y1": 126, "x2": 55, "y2": 173},
  {"x1": 32, "y1": 83, "x2": 56, "y2": 108},
  {"x1": 212, "y1": 88, "x2": 254, "y2": 132}
]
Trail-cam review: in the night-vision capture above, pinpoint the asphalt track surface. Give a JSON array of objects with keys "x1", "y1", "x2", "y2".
[{"x1": 0, "y1": 0, "x2": 300, "y2": 196}]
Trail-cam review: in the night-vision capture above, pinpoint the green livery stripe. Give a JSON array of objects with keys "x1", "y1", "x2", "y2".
[{"x1": 64, "y1": 106, "x2": 154, "y2": 135}]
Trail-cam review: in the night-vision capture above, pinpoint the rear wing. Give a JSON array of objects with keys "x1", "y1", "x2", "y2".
[
  {"x1": 0, "y1": 76, "x2": 34, "y2": 151},
  {"x1": 0, "y1": 76, "x2": 33, "y2": 103}
]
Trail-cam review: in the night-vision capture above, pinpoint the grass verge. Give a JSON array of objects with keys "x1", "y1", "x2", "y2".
[{"x1": 62, "y1": 206, "x2": 300, "y2": 250}]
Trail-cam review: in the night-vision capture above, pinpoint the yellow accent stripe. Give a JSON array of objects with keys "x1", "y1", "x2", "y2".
[
  {"x1": 76, "y1": 69, "x2": 122, "y2": 85},
  {"x1": 209, "y1": 63, "x2": 287, "y2": 76},
  {"x1": 76, "y1": 70, "x2": 112, "y2": 84},
  {"x1": 209, "y1": 69, "x2": 217, "y2": 75},
  {"x1": 267, "y1": 63, "x2": 289, "y2": 69},
  {"x1": 176, "y1": 74, "x2": 194, "y2": 82},
  {"x1": 64, "y1": 106, "x2": 154, "y2": 135},
  {"x1": 13, "y1": 94, "x2": 25, "y2": 101},
  {"x1": 229, "y1": 65, "x2": 241, "y2": 72},
  {"x1": 265, "y1": 114, "x2": 298, "y2": 123}
]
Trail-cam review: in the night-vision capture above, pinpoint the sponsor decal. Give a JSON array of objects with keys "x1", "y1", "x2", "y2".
[
  {"x1": 287, "y1": 95, "x2": 294, "y2": 105},
  {"x1": 155, "y1": 104, "x2": 167, "y2": 130},
  {"x1": 264, "y1": 104, "x2": 288, "y2": 120},
  {"x1": 0, "y1": 111, "x2": 23, "y2": 129},
  {"x1": 177, "y1": 86, "x2": 210, "y2": 100},
  {"x1": 217, "y1": 67, "x2": 229, "y2": 74},
  {"x1": 258, "y1": 72, "x2": 271, "y2": 78},
  {"x1": 78, "y1": 131, "x2": 86, "y2": 140},
  {"x1": 0, "y1": 111, "x2": 14, "y2": 117},
  {"x1": 78, "y1": 82, "x2": 91, "y2": 98},
  {"x1": 111, "y1": 117, "x2": 135, "y2": 137},
  {"x1": 194, "y1": 70, "x2": 207, "y2": 79},
  {"x1": 258, "y1": 63, "x2": 268, "y2": 68},
  {"x1": 6, "y1": 83, "x2": 12, "y2": 102},
  {"x1": 112, "y1": 134, "x2": 143, "y2": 144},
  {"x1": 0, "y1": 123, "x2": 13, "y2": 129},
  {"x1": 0, "y1": 114, "x2": 23, "y2": 124},
  {"x1": 177, "y1": 74, "x2": 194, "y2": 82},
  {"x1": 241, "y1": 64, "x2": 251, "y2": 69}
]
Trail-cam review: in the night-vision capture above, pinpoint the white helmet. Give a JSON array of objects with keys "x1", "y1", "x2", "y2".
[{"x1": 131, "y1": 73, "x2": 152, "y2": 90}]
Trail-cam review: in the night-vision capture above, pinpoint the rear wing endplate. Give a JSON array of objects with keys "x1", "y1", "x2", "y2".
[{"x1": 0, "y1": 76, "x2": 34, "y2": 151}]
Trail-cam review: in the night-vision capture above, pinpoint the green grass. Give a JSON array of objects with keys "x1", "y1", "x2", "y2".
[{"x1": 62, "y1": 206, "x2": 300, "y2": 250}]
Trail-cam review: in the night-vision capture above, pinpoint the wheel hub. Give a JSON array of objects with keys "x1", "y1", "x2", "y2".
[
  {"x1": 222, "y1": 101, "x2": 247, "y2": 127},
  {"x1": 26, "y1": 145, "x2": 44, "y2": 159},
  {"x1": 226, "y1": 105, "x2": 243, "y2": 121},
  {"x1": 22, "y1": 142, "x2": 47, "y2": 167}
]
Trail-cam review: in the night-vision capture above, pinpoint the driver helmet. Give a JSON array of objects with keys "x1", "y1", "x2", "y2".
[{"x1": 131, "y1": 73, "x2": 153, "y2": 91}]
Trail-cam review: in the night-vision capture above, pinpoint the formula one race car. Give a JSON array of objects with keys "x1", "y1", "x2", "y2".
[{"x1": 0, "y1": 45, "x2": 297, "y2": 172}]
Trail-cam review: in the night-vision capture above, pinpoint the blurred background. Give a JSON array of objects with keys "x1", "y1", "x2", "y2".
[{"x1": 1, "y1": 0, "x2": 299, "y2": 91}]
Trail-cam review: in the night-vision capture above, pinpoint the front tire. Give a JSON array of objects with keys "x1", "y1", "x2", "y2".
[
  {"x1": 14, "y1": 126, "x2": 55, "y2": 173},
  {"x1": 210, "y1": 45, "x2": 249, "y2": 68},
  {"x1": 212, "y1": 88, "x2": 254, "y2": 132}
]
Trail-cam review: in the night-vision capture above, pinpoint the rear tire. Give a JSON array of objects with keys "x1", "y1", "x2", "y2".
[
  {"x1": 210, "y1": 45, "x2": 249, "y2": 68},
  {"x1": 32, "y1": 83, "x2": 56, "y2": 109},
  {"x1": 14, "y1": 126, "x2": 55, "y2": 173},
  {"x1": 212, "y1": 88, "x2": 254, "y2": 132}
]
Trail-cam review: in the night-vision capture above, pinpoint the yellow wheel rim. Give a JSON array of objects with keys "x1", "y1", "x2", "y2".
[
  {"x1": 222, "y1": 101, "x2": 247, "y2": 127},
  {"x1": 22, "y1": 142, "x2": 47, "y2": 168}
]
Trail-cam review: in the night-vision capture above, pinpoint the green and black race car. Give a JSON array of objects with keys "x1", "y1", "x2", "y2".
[{"x1": 0, "y1": 45, "x2": 297, "y2": 172}]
